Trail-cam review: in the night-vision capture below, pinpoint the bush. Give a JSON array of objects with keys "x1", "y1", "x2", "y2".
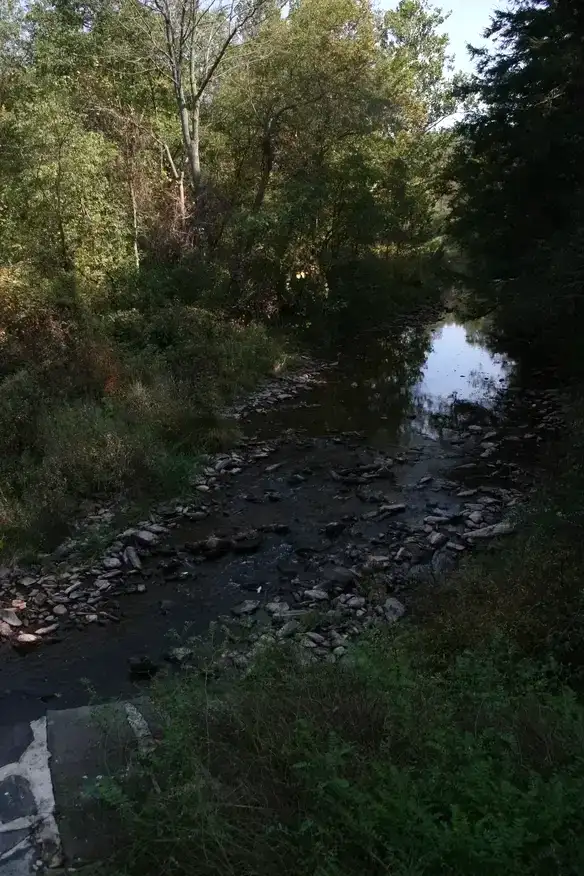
[
  {"x1": 98, "y1": 635, "x2": 584, "y2": 876},
  {"x1": 0, "y1": 269, "x2": 287, "y2": 552}
]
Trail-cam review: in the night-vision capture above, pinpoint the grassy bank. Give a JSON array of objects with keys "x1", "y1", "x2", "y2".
[
  {"x1": 93, "y1": 401, "x2": 584, "y2": 876},
  {"x1": 97, "y1": 640, "x2": 584, "y2": 876},
  {"x1": 0, "y1": 268, "x2": 288, "y2": 555}
]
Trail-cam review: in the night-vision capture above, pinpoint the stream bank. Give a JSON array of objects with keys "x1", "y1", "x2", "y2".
[{"x1": 0, "y1": 318, "x2": 566, "y2": 726}]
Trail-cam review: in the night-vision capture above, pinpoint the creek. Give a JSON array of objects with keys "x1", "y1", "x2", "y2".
[{"x1": 2, "y1": 317, "x2": 557, "y2": 728}]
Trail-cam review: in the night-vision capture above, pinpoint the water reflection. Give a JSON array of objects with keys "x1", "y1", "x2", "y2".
[
  {"x1": 411, "y1": 321, "x2": 511, "y2": 439},
  {"x1": 245, "y1": 318, "x2": 511, "y2": 448}
]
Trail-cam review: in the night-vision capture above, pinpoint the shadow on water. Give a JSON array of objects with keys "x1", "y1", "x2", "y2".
[{"x1": 247, "y1": 318, "x2": 512, "y2": 447}]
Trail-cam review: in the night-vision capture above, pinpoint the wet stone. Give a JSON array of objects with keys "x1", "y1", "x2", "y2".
[
  {"x1": 322, "y1": 566, "x2": 358, "y2": 588},
  {"x1": 231, "y1": 600, "x2": 260, "y2": 617},
  {"x1": 135, "y1": 530, "x2": 158, "y2": 547},
  {"x1": 427, "y1": 531, "x2": 448, "y2": 548},
  {"x1": 0, "y1": 775, "x2": 36, "y2": 824}
]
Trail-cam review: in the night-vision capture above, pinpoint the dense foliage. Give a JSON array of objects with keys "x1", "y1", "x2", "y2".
[
  {"x1": 450, "y1": 0, "x2": 584, "y2": 365},
  {"x1": 0, "y1": 0, "x2": 455, "y2": 544}
]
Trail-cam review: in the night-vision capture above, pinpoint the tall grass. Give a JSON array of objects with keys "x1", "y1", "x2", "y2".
[{"x1": 0, "y1": 268, "x2": 287, "y2": 552}]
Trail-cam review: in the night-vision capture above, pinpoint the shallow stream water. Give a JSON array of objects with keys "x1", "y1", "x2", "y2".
[{"x1": 0, "y1": 317, "x2": 518, "y2": 726}]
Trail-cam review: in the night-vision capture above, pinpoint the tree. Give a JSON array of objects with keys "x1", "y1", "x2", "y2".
[
  {"x1": 380, "y1": 0, "x2": 458, "y2": 131},
  {"x1": 450, "y1": 0, "x2": 584, "y2": 360},
  {"x1": 135, "y1": 0, "x2": 280, "y2": 196}
]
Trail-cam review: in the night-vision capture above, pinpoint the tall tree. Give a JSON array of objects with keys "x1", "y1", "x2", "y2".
[
  {"x1": 451, "y1": 0, "x2": 584, "y2": 357},
  {"x1": 136, "y1": 0, "x2": 279, "y2": 195}
]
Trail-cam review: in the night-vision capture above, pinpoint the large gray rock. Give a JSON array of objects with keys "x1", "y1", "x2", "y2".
[
  {"x1": 466, "y1": 521, "x2": 516, "y2": 541},
  {"x1": 428, "y1": 531, "x2": 448, "y2": 548},
  {"x1": 383, "y1": 597, "x2": 406, "y2": 623}
]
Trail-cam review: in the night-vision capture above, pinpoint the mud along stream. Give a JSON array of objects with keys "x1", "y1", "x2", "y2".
[{"x1": 0, "y1": 318, "x2": 564, "y2": 726}]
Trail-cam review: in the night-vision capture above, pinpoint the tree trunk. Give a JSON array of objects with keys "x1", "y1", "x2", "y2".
[
  {"x1": 129, "y1": 175, "x2": 140, "y2": 271},
  {"x1": 178, "y1": 171, "x2": 186, "y2": 229},
  {"x1": 252, "y1": 118, "x2": 275, "y2": 213},
  {"x1": 190, "y1": 100, "x2": 201, "y2": 190}
]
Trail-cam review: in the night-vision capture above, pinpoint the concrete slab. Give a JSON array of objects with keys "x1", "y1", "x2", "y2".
[
  {"x1": 46, "y1": 703, "x2": 139, "y2": 865},
  {"x1": 0, "y1": 727, "x2": 33, "y2": 772}
]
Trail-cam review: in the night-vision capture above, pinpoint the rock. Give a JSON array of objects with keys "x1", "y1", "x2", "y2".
[
  {"x1": 457, "y1": 489, "x2": 478, "y2": 498},
  {"x1": 53, "y1": 605, "x2": 68, "y2": 617},
  {"x1": 333, "y1": 646, "x2": 347, "y2": 657},
  {"x1": 277, "y1": 619, "x2": 300, "y2": 638},
  {"x1": 102, "y1": 557, "x2": 122, "y2": 570},
  {"x1": 418, "y1": 475, "x2": 433, "y2": 485},
  {"x1": 125, "y1": 546, "x2": 142, "y2": 570},
  {"x1": 231, "y1": 531, "x2": 263, "y2": 553},
  {"x1": 265, "y1": 601, "x2": 290, "y2": 618},
  {"x1": 379, "y1": 503, "x2": 406, "y2": 515},
  {"x1": 468, "y1": 511, "x2": 483, "y2": 525},
  {"x1": 231, "y1": 600, "x2": 260, "y2": 617},
  {"x1": 135, "y1": 530, "x2": 158, "y2": 547},
  {"x1": 364, "y1": 554, "x2": 391, "y2": 571},
  {"x1": 0, "y1": 622, "x2": 14, "y2": 638},
  {"x1": 346, "y1": 596, "x2": 366, "y2": 609},
  {"x1": 427, "y1": 531, "x2": 447, "y2": 548},
  {"x1": 13, "y1": 633, "x2": 39, "y2": 650},
  {"x1": 34, "y1": 624, "x2": 60, "y2": 636},
  {"x1": 383, "y1": 597, "x2": 406, "y2": 623},
  {"x1": 304, "y1": 588, "x2": 329, "y2": 602},
  {"x1": 322, "y1": 566, "x2": 359, "y2": 588},
  {"x1": 33, "y1": 592, "x2": 48, "y2": 607},
  {"x1": 128, "y1": 656, "x2": 159, "y2": 679},
  {"x1": 446, "y1": 541, "x2": 466, "y2": 552},
  {"x1": 0, "y1": 609, "x2": 22, "y2": 628},
  {"x1": 466, "y1": 521, "x2": 516, "y2": 541},
  {"x1": 196, "y1": 484, "x2": 210, "y2": 492},
  {"x1": 202, "y1": 536, "x2": 231, "y2": 559},
  {"x1": 288, "y1": 473, "x2": 306, "y2": 486},
  {"x1": 305, "y1": 631, "x2": 327, "y2": 646},
  {"x1": 165, "y1": 647, "x2": 193, "y2": 665}
]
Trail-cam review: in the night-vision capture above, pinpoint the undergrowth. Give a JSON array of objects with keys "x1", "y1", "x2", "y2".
[
  {"x1": 96, "y1": 635, "x2": 584, "y2": 876},
  {"x1": 0, "y1": 269, "x2": 289, "y2": 554}
]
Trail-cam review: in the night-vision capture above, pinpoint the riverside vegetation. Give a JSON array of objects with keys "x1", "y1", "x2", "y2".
[
  {"x1": 3, "y1": 0, "x2": 584, "y2": 873},
  {"x1": 0, "y1": 0, "x2": 451, "y2": 549}
]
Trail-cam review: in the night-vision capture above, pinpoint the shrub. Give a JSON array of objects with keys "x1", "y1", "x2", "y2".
[
  {"x1": 98, "y1": 635, "x2": 584, "y2": 876},
  {"x1": 0, "y1": 270, "x2": 286, "y2": 552}
]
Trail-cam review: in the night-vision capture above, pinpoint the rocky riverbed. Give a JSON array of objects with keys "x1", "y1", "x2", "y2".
[{"x1": 0, "y1": 323, "x2": 567, "y2": 724}]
